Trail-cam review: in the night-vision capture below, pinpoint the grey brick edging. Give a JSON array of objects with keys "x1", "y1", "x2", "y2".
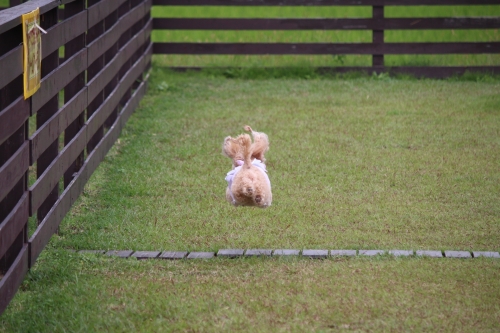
[{"x1": 75, "y1": 249, "x2": 500, "y2": 260}]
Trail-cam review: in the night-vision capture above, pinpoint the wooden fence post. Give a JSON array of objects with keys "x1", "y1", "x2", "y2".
[
  {"x1": 104, "y1": 4, "x2": 120, "y2": 129},
  {"x1": 87, "y1": 0, "x2": 105, "y2": 154},
  {"x1": 35, "y1": 6, "x2": 59, "y2": 238},
  {"x1": 0, "y1": 17, "x2": 27, "y2": 281},
  {"x1": 118, "y1": 0, "x2": 133, "y2": 108},
  {"x1": 372, "y1": 5, "x2": 384, "y2": 69},
  {"x1": 63, "y1": 0, "x2": 86, "y2": 188}
]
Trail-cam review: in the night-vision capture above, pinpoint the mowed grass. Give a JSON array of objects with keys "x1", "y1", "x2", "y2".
[
  {"x1": 2, "y1": 66, "x2": 500, "y2": 332},
  {"x1": 43, "y1": 67, "x2": 500, "y2": 252},
  {"x1": 151, "y1": 5, "x2": 500, "y2": 67},
  {"x1": 1, "y1": 250, "x2": 500, "y2": 332}
]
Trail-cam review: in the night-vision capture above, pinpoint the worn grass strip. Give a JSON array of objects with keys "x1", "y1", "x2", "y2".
[{"x1": 1, "y1": 249, "x2": 499, "y2": 332}]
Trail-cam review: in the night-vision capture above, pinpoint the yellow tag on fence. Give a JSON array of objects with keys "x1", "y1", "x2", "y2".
[{"x1": 22, "y1": 8, "x2": 42, "y2": 99}]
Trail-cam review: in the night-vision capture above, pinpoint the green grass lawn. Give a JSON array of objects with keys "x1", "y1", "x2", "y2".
[
  {"x1": 2, "y1": 63, "x2": 500, "y2": 333},
  {"x1": 42, "y1": 66, "x2": 500, "y2": 253}
]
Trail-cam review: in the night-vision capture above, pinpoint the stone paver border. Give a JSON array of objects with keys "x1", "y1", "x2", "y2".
[
  {"x1": 303, "y1": 250, "x2": 329, "y2": 259},
  {"x1": 217, "y1": 249, "x2": 245, "y2": 258},
  {"x1": 331, "y1": 250, "x2": 357, "y2": 257},
  {"x1": 245, "y1": 249, "x2": 273, "y2": 257},
  {"x1": 273, "y1": 249, "x2": 300, "y2": 256},
  {"x1": 159, "y1": 251, "x2": 187, "y2": 260},
  {"x1": 445, "y1": 250, "x2": 471, "y2": 258},
  {"x1": 359, "y1": 250, "x2": 385, "y2": 256},
  {"x1": 473, "y1": 251, "x2": 500, "y2": 258},
  {"x1": 105, "y1": 250, "x2": 134, "y2": 258},
  {"x1": 75, "y1": 249, "x2": 499, "y2": 260},
  {"x1": 416, "y1": 250, "x2": 443, "y2": 258},
  {"x1": 132, "y1": 251, "x2": 161, "y2": 259},
  {"x1": 187, "y1": 252, "x2": 214, "y2": 259},
  {"x1": 389, "y1": 250, "x2": 414, "y2": 257}
]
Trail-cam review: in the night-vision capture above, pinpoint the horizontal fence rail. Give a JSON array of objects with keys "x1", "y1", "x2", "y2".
[
  {"x1": 0, "y1": 0, "x2": 152, "y2": 314},
  {"x1": 154, "y1": 42, "x2": 500, "y2": 55},
  {"x1": 152, "y1": 0, "x2": 500, "y2": 78},
  {"x1": 155, "y1": 17, "x2": 500, "y2": 30},
  {"x1": 152, "y1": 0, "x2": 500, "y2": 5}
]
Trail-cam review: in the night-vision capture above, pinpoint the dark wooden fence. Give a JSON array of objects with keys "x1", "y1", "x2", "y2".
[
  {"x1": 152, "y1": 0, "x2": 500, "y2": 78},
  {"x1": 0, "y1": 0, "x2": 152, "y2": 314}
]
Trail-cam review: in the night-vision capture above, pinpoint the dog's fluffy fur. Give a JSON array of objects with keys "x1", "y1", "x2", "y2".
[{"x1": 223, "y1": 126, "x2": 272, "y2": 208}]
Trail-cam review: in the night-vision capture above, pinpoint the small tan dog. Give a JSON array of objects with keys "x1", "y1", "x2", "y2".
[{"x1": 223, "y1": 126, "x2": 272, "y2": 208}]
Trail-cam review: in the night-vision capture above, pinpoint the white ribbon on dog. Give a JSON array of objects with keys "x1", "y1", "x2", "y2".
[{"x1": 225, "y1": 159, "x2": 270, "y2": 205}]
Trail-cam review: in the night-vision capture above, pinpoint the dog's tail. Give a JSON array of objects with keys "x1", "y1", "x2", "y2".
[
  {"x1": 244, "y1": 125, "x2": 269, "y2": 163},
  {"x1": 237, "y1": 134, "x2": 253, "y2": 169}
]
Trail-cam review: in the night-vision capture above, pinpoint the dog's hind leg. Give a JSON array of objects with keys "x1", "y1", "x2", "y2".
[
  {"x1": 244, "y1": 125, "x2": 269, "y2": 163},
  {"x1": 237, "y1": 134, "x2": 253, "y2": 169}
]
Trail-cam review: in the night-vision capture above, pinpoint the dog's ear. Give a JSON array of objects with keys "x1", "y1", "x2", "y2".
[{"x1": 222, "y1": 136, "x2": 237, "y2": 159}]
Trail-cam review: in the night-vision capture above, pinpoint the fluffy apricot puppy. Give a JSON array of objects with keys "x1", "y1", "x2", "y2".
[{"x1": 223, "y1": 126, "x2": 272, "y2": 208}]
